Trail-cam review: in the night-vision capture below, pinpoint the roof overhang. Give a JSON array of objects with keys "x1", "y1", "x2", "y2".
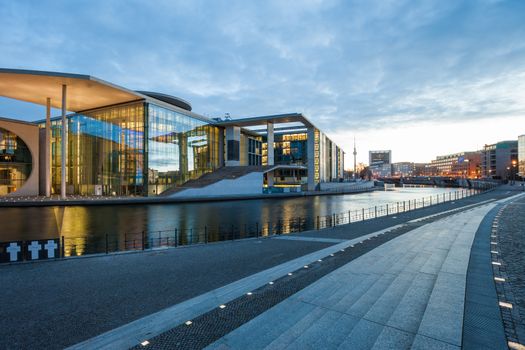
[
  {"x1": 216, "y1": 113, "x2": 315, "y2": 128},
  {"x1": 0, "y1": 68, "x2": 144, "y2": 112}
]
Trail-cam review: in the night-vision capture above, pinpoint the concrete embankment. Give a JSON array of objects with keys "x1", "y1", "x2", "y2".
[{"x1": 0, "y1": 184, "x2": 375, "y2": 208}]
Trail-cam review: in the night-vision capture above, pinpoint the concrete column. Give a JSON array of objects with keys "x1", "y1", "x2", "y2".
[
  {"x1": 267, "y1": 122, "x2": 274, "y2": 166},
  {"x1": 307, "y1": 127, "x2": 315, "y2": 191},
  {"x1": 267, "y1": 171, "x2": 274, "y2": 187},
  {"x1": 225, "y1": 126, "x2": 240, "y2": 166},
  {"x1": 45, "y1": 98, "x2": 51, "y2": 197},
  {"x1": 61, "y1": 85, "x2": 67, "y2": 199}
]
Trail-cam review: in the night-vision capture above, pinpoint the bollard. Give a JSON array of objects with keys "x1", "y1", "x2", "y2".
[
  {"x1": 317, "y1": 216, "x2": 320, "y2": 230},
  {"x1": 362, "y1": 208, "x2": 365, "y2": 221},
  {"x1": 333, "y1": 213, "x2": 336, "y2": 227},
  {"x1": 403, "y1": 201, "x2": 406, "y2": 212},
  {"x1": 386, "y1": 204, "x2": 389, "y2": 215},
  {"x1": 348, "y1": 210, "x2": 351, "y2": 224},
  {"x1": 430, "y1": 196, "x2": 432, "y2": 205},
  {"x1": 375, "y1": 206, "x2": 377, "y2": 218}
]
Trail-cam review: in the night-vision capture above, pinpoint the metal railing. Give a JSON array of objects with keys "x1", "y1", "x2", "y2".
[
  {"x1": 59, "y1": 187, "x2": 492, "y2": 258},
  {"x1": 0, "y1": 185, "x2": 496, "y2": 263}
]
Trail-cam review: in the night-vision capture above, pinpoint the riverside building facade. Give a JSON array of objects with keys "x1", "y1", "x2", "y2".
[
  {"x1": 481, "y1": 141, "x2": 518, "y2": 179},
  {"x1": 0, "y1": 69, "x2": 344, "y2": 197},
  {"x1": 519, "y1": 135, "x2": 525, "y2": 178}
]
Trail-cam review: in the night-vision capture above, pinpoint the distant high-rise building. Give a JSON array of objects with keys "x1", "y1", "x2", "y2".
[
  {"x1": 369, "y1": 150, "x2": 392, "y2": 166},
  {"x1": 481, "y1": 141, "x2": 518, "y2": 179},
  {"x1": 518, "y1": 135, "x2": 525, "y2": 178}
]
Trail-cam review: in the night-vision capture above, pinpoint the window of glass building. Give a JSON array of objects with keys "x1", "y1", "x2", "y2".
[
  {"x1": 0, "y1": 127, "x2": 32, "y2": 195},
  {"x1": 46, "y1": 102, "x2": 146, "y2": 196},
  {"x1": 147, "y1": 104, "x2": 221, "y2": 195}
]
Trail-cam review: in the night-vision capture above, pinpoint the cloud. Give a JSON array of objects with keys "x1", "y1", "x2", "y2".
[{"x1": 0, "y1": 0, "x2": 524, "y2": 166}]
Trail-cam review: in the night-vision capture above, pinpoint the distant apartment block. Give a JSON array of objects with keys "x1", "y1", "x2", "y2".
[
  {"x1": 392, "y1": 162, "x2": 427, "y2": 177},
  {"x1": 428, "y1": 151, "x2": 481, "y2": 178},
  {"x1": 481, "y1": 141, "x2": 518, "y2": 179},
  {"x1": 391, "y1": 162, "x2": 419, "y2": 177}
]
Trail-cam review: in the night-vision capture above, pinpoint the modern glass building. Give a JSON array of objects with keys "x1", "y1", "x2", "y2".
[
  {"x1": 38, "y1": 100, "x2": 222, "y2": 196},
  {"x1": 0, "y1": 69, "x2": 345, "y2": 197}
]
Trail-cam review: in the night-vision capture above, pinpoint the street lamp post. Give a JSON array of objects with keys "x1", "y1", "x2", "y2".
[{"x1": 512, "y1": 159, "x2": 517, "y2": 185}]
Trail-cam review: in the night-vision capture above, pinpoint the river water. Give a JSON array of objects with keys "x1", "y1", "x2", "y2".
[{"x1": 0, "y1": 187, "x2": 465, "y2": 252}]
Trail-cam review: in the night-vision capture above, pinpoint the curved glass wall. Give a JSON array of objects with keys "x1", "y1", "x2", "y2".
[
  {"x1": 0, "y1": 128, "x2": 32, "y2": 195},
  {"x1": 147, "y1": 104, "x2": 221, "y2": 195}
]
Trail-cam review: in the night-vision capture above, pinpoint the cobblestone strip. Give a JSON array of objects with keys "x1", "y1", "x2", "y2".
[
  {"x1": 131, "y1": 225, "x2": 413, "y2": 349},
  {"x1": 493, "y1": 198, "x2": 525, "y2": 349}
]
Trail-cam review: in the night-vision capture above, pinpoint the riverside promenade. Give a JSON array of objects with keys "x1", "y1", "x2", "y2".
[{"x1": 1, "y1": 188, "x2": 523, "y2": 349}]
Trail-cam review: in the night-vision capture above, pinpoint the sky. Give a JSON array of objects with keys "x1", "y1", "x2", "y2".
[{"x1": 0, "y1": 0, "x2": 524, "y2": 167}]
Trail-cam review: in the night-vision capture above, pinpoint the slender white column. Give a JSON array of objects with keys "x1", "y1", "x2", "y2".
[
  {"x1": 61, "y1": 85, "x2": 67, "y2": 199},
  {"x1": 266, "y1": 122, "x2": 274, "y2": 166},
  {"x1": 45, "y1": 98, "x2": 51, "y2": 197}
]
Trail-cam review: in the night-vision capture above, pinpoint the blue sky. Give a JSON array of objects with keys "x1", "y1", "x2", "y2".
[{"x1": 1, "y1": 0, "x2": 524, "y2": 165}]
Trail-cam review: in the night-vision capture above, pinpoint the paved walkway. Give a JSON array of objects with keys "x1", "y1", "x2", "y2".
[
  {"x1": 207, "y1": 204, "x2": 495, "y2": 349},
  {"x1": 0, "y1": 189, "x2": 520, "y2": 349}
]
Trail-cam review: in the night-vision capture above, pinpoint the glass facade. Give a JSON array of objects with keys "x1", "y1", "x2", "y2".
[
  {"x1": 46, "y1": 102, "x2": 145, "y2": 196},
  {"x1": 260, "y1": 129, "x2": 344, "y2": 184},
  {"x1": 247, "y1": 137, "x2": 262, "y2": 165},
  {"x1": 275, "y1": 133, "x2": 307, "y2": 166},
  {"x1": 0, "y1": 127, "x2": 32, "y2": 195},
  {"x1": 147, "y1": 103, "x2": 221, "y2": 195},
  {"x1": 41, "y1": 101, "x2": 221, "y2": 196}
]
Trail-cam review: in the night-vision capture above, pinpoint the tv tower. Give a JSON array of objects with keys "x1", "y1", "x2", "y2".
[{"x1": 353, "y1": 137, "x2": 357, "y2": 179}]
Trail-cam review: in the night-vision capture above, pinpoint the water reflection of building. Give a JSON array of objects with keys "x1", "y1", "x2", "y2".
[{"x1": 0, "y1": 69, "x2": 344, "y2": 197}]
